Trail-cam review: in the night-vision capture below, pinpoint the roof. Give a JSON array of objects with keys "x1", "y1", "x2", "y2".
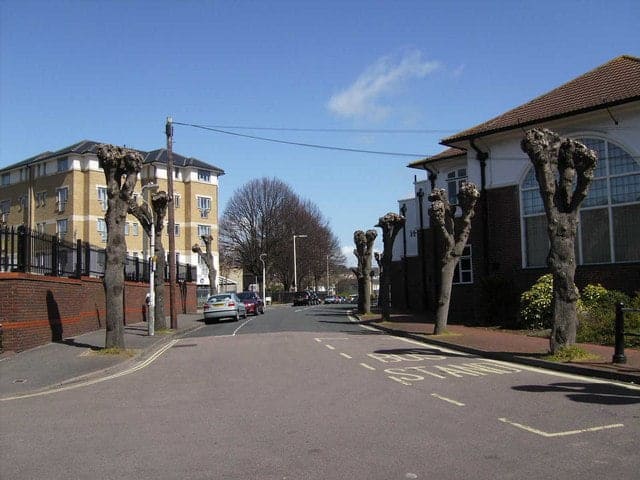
[
  {"x1": 1, "y1": 140, "x2": 225, "y2": 175},
  {"x1": 441, "y1": 55, "x2": 640, "y2": 145},
  {"x1": 407, "y1": 147, "x2": 466, "y2": 170}
]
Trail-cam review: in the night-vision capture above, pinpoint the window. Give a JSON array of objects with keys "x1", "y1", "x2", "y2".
[
  {"x1": 198, "y1": 224, "x2": 211, "y2": 237},
  {"x1": 1, "y1": 172, "x2": 9, "y2": 186},
  {"x1": 97, "y1": 187, "x2": 108, "y2": 211},
  {"x1": 446, "y1": 168, "x2": 467, "y2": 204},
  {"x1": 36, "y1": 191, "x2": 47, "y2": 207},
  {"x1": 18, "y1": 195, "x2": 26, "y2": 212},
  {"x1": 0, "y1": 200, "x2": 9, "y2": 223},
  {"x1": 174, "y1": 224, "x2": 181, "y2": 236},
  {"x1": 173, "y1": 193, "x2": 181, "y2": 208},
  {"x1": 125, "y1": 222, "x2": 130, "y2": 236},
  {"x1": 36, "y1": 222, "x2": 45, "y2": 234},
  {"x1": 174, "y1": 167, "x2": 181, "y2": 179},
  {"x1": 37, "y1": 163, "x2": 47, "y2": 177},
  {"x1": 197, "y1": 196, "x2": 211, "y2": 218},
  {"x1": 197, "y1": 169, "x2": 211, "y2": 182},
  {"x1": 521, "y1": 137, "x2": 640, "y2": 266},
  {"x1": 57, "y1": 157, "x2": 68, "y2": 172},
  {"x1": 56, "y1": 187, "x2": 68, "y2": 213},
  {"x1": 132, "y1": 223, "x2": 139, "y2": 236},
  {"x1": 452, "y1": 245, "x2": 473, "y2": 284},
  {"x1": 57, "y1": 219, "x2": 68, "y2": 238},
  {"x1": 97, "y1": 218, "x2": 107, "y2": 242}
]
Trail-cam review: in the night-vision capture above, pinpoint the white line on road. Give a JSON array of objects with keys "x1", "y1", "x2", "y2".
[
  {"x1": 499, "y1": 418, "x2": 624, "y2": 437},
  {"x1": 314, "y1": 337, "x2": 349, "y2": 342},
  {"x1": 232, "y1": 318, "x2": 254, "y2": 336},
  {"x1": 1, "y1": 340, "x2": 179, "y2": 401},
  {"x1": 360, "y1": 363, "x2": 376, "y2": 371},
  {"x1": 431, "y1": 393, "x2": 465, "y2": 406},
  {"x1": 340, "y1": 353, "x2": 353, "y2": 359},
  {"x1": 325, "y1": 344, "x2": 336, "y2": 350}
]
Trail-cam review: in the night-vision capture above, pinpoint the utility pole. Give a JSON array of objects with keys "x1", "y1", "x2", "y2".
[{"x1": 166, "y1": 117, "x2": 177, "y2": 329}]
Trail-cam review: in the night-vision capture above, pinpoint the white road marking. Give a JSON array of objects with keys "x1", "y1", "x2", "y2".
[
  {"x1": 431, "y1": 393, "x2": 465, "y2": 406},
  {"x1": 340, "y1": 353, "x2": 353, "y2": 359},
  {"x1": 499, "y1": 418, "x2": 624, "y2": 437},
  {"x1": 232, "y1": 317, "x2": 254, "y2": 335},
  {"x1": 325, "y1": 344, "x2": 336, "y2": 350},
  {"x1": 360, "y1": 363, "x2": 376, "y2": 371},
  {"x1": 1, "y1": 340, "x2": 179, "y2": 401},
  {"x1": 314, "y1": 337, "x2": 349, "y2": 342}
]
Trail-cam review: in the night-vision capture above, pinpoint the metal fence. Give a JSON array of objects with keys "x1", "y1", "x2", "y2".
[{"x1": 0, "y1": 225, "x2": 195, "y2": 282}]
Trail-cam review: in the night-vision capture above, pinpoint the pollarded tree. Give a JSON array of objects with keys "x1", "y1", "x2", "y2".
[
  {"x1": 375, "y1": 212, "x2": 406, "y2": 321},
  {"x1": 192, "y1": 235, "x2": 218, "y2": 296},
  {"x1": 352, "y1": 229, "x2": 377, "y2": 314},
  {"x1": 429, "y1": 182, "x2": 480, "y2": 335},
  {"x1": 521, "y1": 128, "x2": 597, "y2": 353},
  {"x1": 128, "y1": 190, "x2": 169, "y2": 331},
  {"x1": 96, "y1": 144, "x2": 143, "y2": 349}
]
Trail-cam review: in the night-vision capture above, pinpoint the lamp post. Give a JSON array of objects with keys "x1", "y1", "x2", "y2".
[
  {"x1": 141, "y1": 182, "x2": 159, "y2": 336},
  {"x1": 259, "y1": 253, "x2": 267, "y2": 309},
  {"x1": 293, "y1": 234, "x2": 307, "y2": 291}
]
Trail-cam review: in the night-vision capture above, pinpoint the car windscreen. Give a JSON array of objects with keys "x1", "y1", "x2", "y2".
[
  {"x1": 209, "y1": 295, "x2": 231, "y2": 302},
  {"x1": 237, "y1": 292, "x2": 253, "y2": 300}
]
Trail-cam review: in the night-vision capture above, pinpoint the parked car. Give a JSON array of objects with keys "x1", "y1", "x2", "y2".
[
  {"x1": 237, "y1": 291, "x2": 265, "y2": 315},
  {"x1": 203, "y1": 293, "x2": 247, "y2": 324},
  {"x1": 324, "y1": 296, "x2": 338, "y2": 304},
  {"x1": 309, "y1": 291, "x2": 320, "y2": 305},
  {"x1": 293, "y1": 291, "x2": 310, "y2": 306}
]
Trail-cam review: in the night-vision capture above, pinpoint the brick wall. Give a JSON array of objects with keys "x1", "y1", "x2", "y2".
[{"x1": 0, "y1": 273, "x2": 197, "y2": 352}]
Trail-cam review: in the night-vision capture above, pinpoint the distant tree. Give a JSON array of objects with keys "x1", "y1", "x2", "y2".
[
  {"x1": 429, "y1": 182, "x2": 480, "y2": 335},
  {"x1": 352, "y1": 229, "x2": 377, "y2": 314},
  {"x1": 220, "y1": 177, "x2": 345, "y2": 292},
  {"x1": 375, "y1": 212, "x2": 406, "y2": 321},
  {"x1": 128, "y1": 190, "x2": 169, "y2": 331},
  {"x1": 521, "y1": 128, "x2": 597, "y2": 353},
  {"x1": 192, "y1": 235, "x2": 218, "y2": 295},
  {"x1": 97, "y1": 144, "x2": 143, "y2": 349}
]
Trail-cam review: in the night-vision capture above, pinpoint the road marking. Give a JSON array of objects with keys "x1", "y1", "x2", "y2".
[
  {"x1": 232, "y1": 317, "x2": 254, "y2": 335},
  {"x1": 325, "y1": 344, "x2": 336, "y2": 350},
  {"x1": 499, "y1": 418, "x2": 624, "y2": 437},
  {"x1": 0, "y1": 340, "x2": 179, "y2": 402},
  {"x1": 431, "y1": 393, "x2": 465, "y2": 406},
  {"x1": 314, "y1": 337, "x2": 349, "y2": 342},
  {"x1": 360, "y1": 363, "x2": 376, "y2": 371},
  {"x1": 340, "y1": 353, "x2": 352, "y2": 359}
]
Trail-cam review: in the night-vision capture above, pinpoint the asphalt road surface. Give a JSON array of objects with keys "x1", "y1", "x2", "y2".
[{"x1": 2, "y1": 304, "x2": 639, "y2": 479}]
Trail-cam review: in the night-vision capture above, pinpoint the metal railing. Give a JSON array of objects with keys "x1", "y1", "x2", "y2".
[
  {"x1": 612, "y1": 302, "x2": 640, "y2": 364},
  {"x1": 0, "y1": 225, "x2": 195, "y2": 283}
]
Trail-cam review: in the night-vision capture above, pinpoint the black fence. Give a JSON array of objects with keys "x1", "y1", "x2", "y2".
[{"x1": 0, "y1": 225, "x2": 195, "y2": 283}]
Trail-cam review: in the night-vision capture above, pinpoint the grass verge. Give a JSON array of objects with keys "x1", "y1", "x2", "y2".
[{"x1": 543, "y1": 345, "x2": 601, "y2": 363}]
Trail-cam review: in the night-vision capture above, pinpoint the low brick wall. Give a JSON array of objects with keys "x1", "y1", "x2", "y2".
[{"x1": 0, "y1": 273, "x2": 197, "y2": 352}]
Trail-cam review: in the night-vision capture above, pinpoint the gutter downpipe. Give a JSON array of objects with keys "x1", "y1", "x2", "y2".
[{"x1": 470, "y1": 139, "x2": 490, "y2": 277}]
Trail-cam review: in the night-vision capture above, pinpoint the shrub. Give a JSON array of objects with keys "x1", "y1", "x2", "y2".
[{"x1": 518, "y1": 274, "x2": 553, "y2": 330}]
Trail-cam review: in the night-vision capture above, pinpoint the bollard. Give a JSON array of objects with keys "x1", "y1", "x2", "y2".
[{"x1": 612, "y1": 303, "x2": 627, "y2": 364}]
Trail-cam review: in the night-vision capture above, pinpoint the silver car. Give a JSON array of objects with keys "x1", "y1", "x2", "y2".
[{"x1": 203, "y1": 293, "x2": 247, "y2": 324}]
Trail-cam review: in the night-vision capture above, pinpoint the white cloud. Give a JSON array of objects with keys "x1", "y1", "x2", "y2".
[
  {"x1": 327, "y1": 50, "x2": 440, "y2": 121},
  {"x1": 341, "y1": 245, "x2": 357, "y2": 267}
]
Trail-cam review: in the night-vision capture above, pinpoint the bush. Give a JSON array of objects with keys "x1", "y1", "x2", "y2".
[
  {"x1": 577, "y1": 285, "x2": 639, "y2": 346},
  {"x1": 518, "y1": 274, "x2": 553, "y2": 330}
]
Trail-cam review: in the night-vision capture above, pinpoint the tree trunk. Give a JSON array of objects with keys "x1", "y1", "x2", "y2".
[
  {"x1": 434, "y1": 258, "x2": 457, "y2": 335},
  {"x1": 104, "y1": 234, "x2": 126, "y2": 348},
  {"x1": 548, "y1": 212, "x2": 580, "y2": 351},
  {"x1": 376, "y1": 213, "x2": 405, "y2": 321}
]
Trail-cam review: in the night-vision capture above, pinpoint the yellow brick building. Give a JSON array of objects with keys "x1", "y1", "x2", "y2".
[{"x1": 0, "y1": 140, "x2": 224, "y2": 287}]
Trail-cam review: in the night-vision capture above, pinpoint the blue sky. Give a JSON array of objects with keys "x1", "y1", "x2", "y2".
[{"x1": 1, "y1": 0, "x2": 638, "y2": 265}]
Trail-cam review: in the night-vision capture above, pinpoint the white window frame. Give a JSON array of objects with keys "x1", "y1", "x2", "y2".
[
  {"x1": 173, "y1": 193, "x2": 181, "y2": 209},
  {"x1": 97, "y1": 186, "x2": 108, "y2": 211},
  {"x1": 56, "y1": 187, "x2": 68, "y2": 213},
  {"x1": 197, "y1": 195, "x2": 212, "y2": 218},
  {"x1": 1, "y1": 172, "x2": 9, "y2": 186},
  {"x1": 452, "y1": 244, "x2": 473, "y2": 284},
  {"x1": 57, "y1": 157, "x2": 68, "y2": 173},
  {"x1": 36, "y1": 191, "x2": 47, "y2": 207},
  {"x1": 198, "y1": 224, "x2": 211, "y2": 238},
  {"x1": 132, "y1": 223, "x2": 139, "y2": 236},
  {"x1": 97, "y1": 218, "x2": 107, "y2": 242},
  {"x1": 174, "y1": 224, "x2": 180, "y2": 237},
  {"x1": 446, "y1": 168, "x2": 467, "y2": 204},
  {"x1": 197, "y1": 169, "x2": 211, "y2": 182},
  {"x1": 57, "y1": 219, "x2": 68, "y2": 239}
]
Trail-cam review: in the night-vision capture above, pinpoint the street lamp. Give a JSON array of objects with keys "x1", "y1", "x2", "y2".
[
  {"x1": 259, "y1": 253, "x2": 267, "y2": 309},
  {"x1": 293, "y1": 234, "x2": 307, "y2": 291},
  {"x1": 142, "y1": 182, "x2": 159, "y2": 336}
]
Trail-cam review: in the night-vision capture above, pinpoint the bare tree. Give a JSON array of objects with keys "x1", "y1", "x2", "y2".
[
  {"x1": 192, "y1": 235, "x2": 218, "y2": 295},
  {"x1": 429, "y1": 182, "x2": 480, "y2": 335},
  {"x1": 521, "y1": 128, "x2": 597, "y2": 353},
  {"x1": 128, "y1": 191, "x2": 169, "y2": 331},
  {"x1": 96, "y1": 144, "x2": 143, "y2": 349},
  {"x1": 375, "y1": 212, "x2": 406, "y2": 321},
  {"x1": 352, "y1": 229, "x2": 377, "y2": 314}
]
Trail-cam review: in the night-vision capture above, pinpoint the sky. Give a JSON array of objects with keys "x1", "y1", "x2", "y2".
[{"x1": 1, "y1": 0, "x2": 638, "y2": 266}]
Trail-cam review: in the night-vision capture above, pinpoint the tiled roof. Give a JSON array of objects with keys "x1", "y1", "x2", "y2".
[
  {"x1": 407, "y1": 147, "x2": 466, "y2": 170},
  {"x1": 442, "y1": 55, "x2": 640, "y2": 145},
  {"x1": 1, "y1": 140, "x2": 224, "y2": 175}
]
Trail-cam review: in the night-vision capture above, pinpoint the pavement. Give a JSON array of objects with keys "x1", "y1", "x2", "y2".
[{"x1": 1, "y1": 308, "x2": 639, "y2": 400}]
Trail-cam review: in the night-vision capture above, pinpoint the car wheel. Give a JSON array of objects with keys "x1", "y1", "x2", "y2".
[
  {"x1": 243, "y1": 310, "x2": 248, "y2": 319},
  {"x1": 204, "y1": 317, "x2": 210, "y2": 325},
  {"x1": 235, "y1": 310, "x2": 240, "y2": 321}
]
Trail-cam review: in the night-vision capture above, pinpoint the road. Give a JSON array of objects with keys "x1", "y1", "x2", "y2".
[{"x1": 1, "y1": 303, "x2": 639, "y2": 479}]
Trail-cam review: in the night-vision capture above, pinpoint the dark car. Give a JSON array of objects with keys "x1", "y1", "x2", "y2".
[
  {"x1": 237, "y1": 291, "x2": 265, "y2": 315},
  {"x1": 293, "y1": 291, "x2": 310, "y2": 306}
]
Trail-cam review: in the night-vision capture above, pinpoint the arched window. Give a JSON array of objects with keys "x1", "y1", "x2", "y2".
[{"x1": 521, "y1": 137, "x2": 640, "y2": 267}]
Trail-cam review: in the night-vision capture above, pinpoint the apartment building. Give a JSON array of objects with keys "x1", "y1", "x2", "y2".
[{"x1": 0, "y1": 140, "x2": 225, "y2": 287}]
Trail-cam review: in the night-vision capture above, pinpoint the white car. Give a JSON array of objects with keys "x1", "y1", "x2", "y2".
[{"x1": 203, "y1": 293, "x2": 247, "y2": 324}]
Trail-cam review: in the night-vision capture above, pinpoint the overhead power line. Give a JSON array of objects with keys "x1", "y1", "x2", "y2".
[
  {"x1": 172, "y1": 122, "x2": 431, "y2": 158},
  {"x1": 196, "y1": 124, "x2": 457, "y2": 134}
]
